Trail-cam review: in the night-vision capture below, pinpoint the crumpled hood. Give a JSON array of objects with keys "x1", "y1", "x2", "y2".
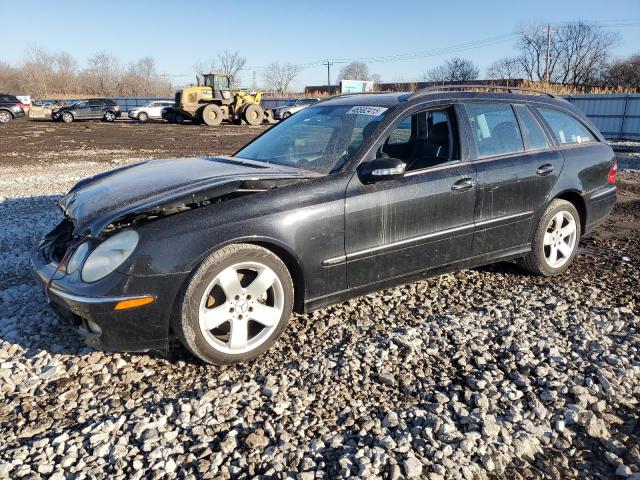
[{"x1": 60, "y1": 156, "x2": 317, "y2": 237}]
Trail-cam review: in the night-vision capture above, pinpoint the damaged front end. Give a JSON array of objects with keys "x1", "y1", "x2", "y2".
[{"x1": 99, "y1": 176, "x2": 303, "y2": 236}]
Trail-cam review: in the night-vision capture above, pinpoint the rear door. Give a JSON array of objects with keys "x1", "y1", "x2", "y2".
[
  {"x1": 462, "y1": 101, "x2": 563, "y2": 257},
  {"x1": 344, "y1": 104, "x2": 477, "y2": 288},
  {"x1": 89, "y1": 100, "x2": 105, "y2": 118}
]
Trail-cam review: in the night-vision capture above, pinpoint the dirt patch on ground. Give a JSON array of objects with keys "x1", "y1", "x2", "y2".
[{"x1": 0, "y1": 118, "x2": 269, "y2": 166}]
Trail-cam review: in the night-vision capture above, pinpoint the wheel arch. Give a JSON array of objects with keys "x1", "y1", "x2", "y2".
[
  {"x1": 552, "y1": 189, "x2": 587, "y2": 233},
  {"x1": 185, "y1": 236, "x2": 306, "y2": 314}
]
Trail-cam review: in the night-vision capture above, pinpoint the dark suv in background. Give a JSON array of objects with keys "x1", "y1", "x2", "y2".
[
  {"x1": 52, "y1": 99, "x2": 121, "y2": 123},
  {"x1": 0, "y1": 94, "x2": 26, "y2": 123}
]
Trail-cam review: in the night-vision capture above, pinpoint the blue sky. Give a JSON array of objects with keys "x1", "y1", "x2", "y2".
[{"x1": 1, "y1": 0, "x2": 639, "y2": 91}]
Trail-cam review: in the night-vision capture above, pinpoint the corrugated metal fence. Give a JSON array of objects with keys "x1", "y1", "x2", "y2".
[{"x1": 564, "y1": 94, "x2": 640, "y2": 141}]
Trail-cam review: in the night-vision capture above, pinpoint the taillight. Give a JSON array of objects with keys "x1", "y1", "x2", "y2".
[
  {"x1": 114, "y1": 105, "x2": 120, "y2": 110},
  {"x1": 608, "y1": 159, "x2": 617, "y2": 184}
]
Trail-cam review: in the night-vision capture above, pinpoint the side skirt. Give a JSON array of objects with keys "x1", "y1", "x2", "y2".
[{"x1": 303, "y1": 243, "x2": 531, "y2": 313}]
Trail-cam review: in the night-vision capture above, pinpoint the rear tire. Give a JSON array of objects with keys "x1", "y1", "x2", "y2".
[
  {"x1": 174, "y1": 113, "x2": 184, "y2": 124},
  {"x1": 202, "y1": 104, "x2": 223, "y2": 126},
  {"x1": 520, "y1": 199, "x2": 581, "y2": 276},
  {"x1": 103, "y1": 111, "x2": 116, "y2": 122},
  {"x1": 138, "y1": 112, "x2": 149, "y2": 122},
  {"x1": 263, "y1": 109, "x2": 276, "y2": 124},
  {"x1": 282, "y1": 111, "x2": 291, "y2": 119},
  {"x1": 61, "y1": 112, "x2": 74, "y2": 123},
  {"x1": 243, "y1": 104, "x2": 264, "y2": 126},
  {"x1": 173, "y1": 244, "x2": 294, "y2": 365}
]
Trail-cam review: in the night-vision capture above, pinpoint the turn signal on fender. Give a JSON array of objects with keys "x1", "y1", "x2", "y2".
[{"x1": 114, "y1": 297, "x2": 155, "y2": 311}]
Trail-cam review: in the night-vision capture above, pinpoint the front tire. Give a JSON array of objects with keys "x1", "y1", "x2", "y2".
[
  {"x1": 0, "y1": 111, "x2": 13, "y2": 123},
  {"x1": 521, "y1": 199, "x2": 581, "y2": 276},
  {"x1": 61, "y1": 112, "x2": 74, "y2": 123},
  {"x1": 173, "y1": 244, "x2": 294, "y2": 364}
]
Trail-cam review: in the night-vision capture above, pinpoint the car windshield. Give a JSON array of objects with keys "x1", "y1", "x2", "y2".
[{"x1": 235, "y1": 104, "x2": 389, "y2": 174}]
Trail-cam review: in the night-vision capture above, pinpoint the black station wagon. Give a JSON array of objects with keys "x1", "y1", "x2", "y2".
[{"x1": 32, "y1": 86, "x2": 617, "y2": 364}]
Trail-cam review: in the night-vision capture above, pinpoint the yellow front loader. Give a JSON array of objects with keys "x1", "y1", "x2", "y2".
[{"x1": 163, "y1": 73, "x2": 275, "y2": 126}]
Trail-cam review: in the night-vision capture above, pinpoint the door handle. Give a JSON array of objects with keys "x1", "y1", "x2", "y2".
[
  {"x1": 451, "y1": 178, "x2": 475, "y2": 192},
  {"x1": 536, "y1": 164, "x2": 554, "y2": 176}
]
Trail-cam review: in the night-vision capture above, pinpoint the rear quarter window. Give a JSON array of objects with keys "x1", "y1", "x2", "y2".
[{"x1": 536, "y1": 107, "x2": 596, "y2": 145}]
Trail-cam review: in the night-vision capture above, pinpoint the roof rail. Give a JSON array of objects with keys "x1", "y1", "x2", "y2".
[
  {"x1": 409, "y1": 84, "x2": 558, "y2": 99},
  {"x1": 315, "y1": 91, "x2": 392, "y2": 104}
]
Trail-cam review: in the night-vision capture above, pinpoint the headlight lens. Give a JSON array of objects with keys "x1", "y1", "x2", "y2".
[
  {"x1": 81, "y1": 230, "x2": 139, "y2": 282},
  {"x1": 67, "y1": 242, "x2": 89, "y2": 274}
]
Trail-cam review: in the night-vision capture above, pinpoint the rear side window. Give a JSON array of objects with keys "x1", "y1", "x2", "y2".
[
  {"x1": 537, "y1": 107, "x2": 596, "y2": 145},
  {"x1": 464, "y1": 103, "x2": 524, "y2": 158},
  {"x1": 0, "y1": 95, "x2": 18, "y2": 103},
  {"x1": 514, "y1": 105, "x2": 549, "y2": 150}
]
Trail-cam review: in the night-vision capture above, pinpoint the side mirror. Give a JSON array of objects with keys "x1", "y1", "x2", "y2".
[{"x1": 358, "y1": 157, "x2": 406, "y2": 184}]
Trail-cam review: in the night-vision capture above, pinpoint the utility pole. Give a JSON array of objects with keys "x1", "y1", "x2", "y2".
[
  {"x1": 544, "y1": 24, "x2": 555, "y2": 84},
  {"x1": 323, "y1": 60, "x2": 347, "y2": 94},
  {"x1": 324, "y1": 60, "x2": 333, "y2": 93}
]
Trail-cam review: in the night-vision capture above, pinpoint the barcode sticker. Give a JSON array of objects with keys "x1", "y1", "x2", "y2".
[{"x1": 346, "y1": 106, "x2": 388, "y2": 116}]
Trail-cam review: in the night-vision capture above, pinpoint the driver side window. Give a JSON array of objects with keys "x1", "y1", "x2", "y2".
[{"x1": 380, "y1": 107, "x2": 457, "y2": 172}]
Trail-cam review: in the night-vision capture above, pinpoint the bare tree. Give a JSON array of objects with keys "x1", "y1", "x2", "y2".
[
  {"x1": 0, "y1": 60, "x2": 20, "y2": 93},
  {"x1": 486, "y1": 57, "x2": 523, "y2": 82},
  {"x1": 193, "y1": 58, "x2": 218, "y2": 86},
  {"x1": 426, "y1": 57, "x2": 479, "y2": 83},
  {"x1": 218, "y1": 50, "x2": 246, "y2": 87},
  {"x1": 119, "y1": 57, "x2": 171, "y2": 96},
  {"x1": 336, "y1": 61, "x2": 374, "y2": 81},
  {"x1": 602, "y1": 53, "x2": 640, "y2": 88},
  {"x1": 516, "y1": 21, "x2": 618, "y2": 85},
  {"x1": 262, "y1": 62, "x2": 301, "y2": 94},
  {"x1": 85, "y1": 51, "x2": 121, "y2": 96}
]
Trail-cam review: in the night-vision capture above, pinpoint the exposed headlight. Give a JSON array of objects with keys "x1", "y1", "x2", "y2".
[
  {"x1": 81, "y1": 230, "x2": 139, "y2": 282},
  {"x1": 67, "y1": 242, "x2": 89, "y2": 274}
]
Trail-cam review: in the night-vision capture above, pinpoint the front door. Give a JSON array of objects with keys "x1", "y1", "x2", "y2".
[
  {"x1": 73, "y1": 101, "x2": 90, "y2": 118},
  {"x1": 345, "y1": 105, "x2": 477, "y2": 289}
]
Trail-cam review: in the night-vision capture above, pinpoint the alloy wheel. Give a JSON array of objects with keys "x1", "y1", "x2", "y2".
[
  {"x1": 543, "y1": 211, "x2": 577, "y2": 268},
  {"x1": 198, "y1": 261, "x2": 284, "y2": 354},
  {"x1": 0, "y1": 111, "x2": 11, "y2": 123}
]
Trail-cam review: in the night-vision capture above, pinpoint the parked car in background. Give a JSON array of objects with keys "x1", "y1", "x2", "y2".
[
  {"x1": 29, "y1": 99, "x2": 71, "y2": 120},
  {"x1": 0, "y1": 94, "x2": 26, "y2": 123},
  {"x1": 128, "y1": 100, "x2": 174, "y2": 122},
  {"x1": 52, "y1": 99, "x2": 121, "y2": 123},
  {"x1": 273, "y1": 98, "x2": 319, "y2": 119},
  {"x1": 32, "y1": 86, "x2": 617, "y2": 365}
]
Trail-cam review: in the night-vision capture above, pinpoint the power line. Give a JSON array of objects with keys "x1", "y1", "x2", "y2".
[{"x1": 169, "y1": 19, "x2": 640, "y2": 79}]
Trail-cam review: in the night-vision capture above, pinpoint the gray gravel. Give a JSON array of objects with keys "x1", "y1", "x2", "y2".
[{"x1": 0, "y1": 159, "x2": 638, "y2": 479}]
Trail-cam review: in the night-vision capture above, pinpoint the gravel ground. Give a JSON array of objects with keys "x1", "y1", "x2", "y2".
[{"x1": 0, "y1": 123, "x2": 639, "y2": 479}]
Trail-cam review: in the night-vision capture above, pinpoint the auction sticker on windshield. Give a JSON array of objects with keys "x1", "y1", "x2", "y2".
[{"x1": 346, "y1": 106, "x2": 388, "y2": 116}]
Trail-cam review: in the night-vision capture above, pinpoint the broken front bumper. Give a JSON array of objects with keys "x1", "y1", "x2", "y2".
[{"x1": 30, "y1": 245, "x2": 185, "y2": 353}]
